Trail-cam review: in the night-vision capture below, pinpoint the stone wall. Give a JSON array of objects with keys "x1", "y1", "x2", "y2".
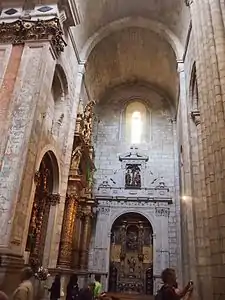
[
  {"x1": 0, "y1": 2, "x2": 82, "y2": 293},
  {"x1": 89, "y1": 83, "x2": 182, "y2": 292}
]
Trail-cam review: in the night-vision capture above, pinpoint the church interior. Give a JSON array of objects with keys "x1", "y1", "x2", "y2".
[{"x1": 0, "y1": 0, "x2": 225, "y2": 299}]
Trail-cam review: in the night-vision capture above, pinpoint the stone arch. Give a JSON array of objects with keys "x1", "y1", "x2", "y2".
[
  {"x1": 80, "y1": 17, "x2": 184, "y2": 62},
  {"x1": 26, "y1": 149, "x2": 60, "y2": 269},
  {"x1": 54, "y1": 63, "x2": 68, "y2": 95},
  {"x1": 110, "y1": 209, "x2": 156, "y2": 236},
  {"x1": 35, "y1": 146, "x2": 60, "y2": 193},
  {"x1": 51, "y1": 64, "x2": 68, "y2": 137},
  {"x1": 189, "y1": 62, "x2": 199, "y2": 111}
]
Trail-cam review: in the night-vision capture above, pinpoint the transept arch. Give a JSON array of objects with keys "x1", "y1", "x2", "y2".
[{"x1": 79, "y1": 17, "x2": 184, "y2": 62}]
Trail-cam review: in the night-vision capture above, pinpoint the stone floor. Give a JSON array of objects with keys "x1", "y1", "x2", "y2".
[{"x1": 106, "y1": 293, "x2": 154, "y2": 300}]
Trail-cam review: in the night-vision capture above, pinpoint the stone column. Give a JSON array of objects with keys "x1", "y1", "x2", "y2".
[
  {"x1": 80, "y1": 211, "x2": 93, "y2": 270},
  {"x1": 178, "y1": 62, "x2": 198, "y2": 287},
  {"x1": 58, "y1": 193, "x2": 78, "y2": 268}
]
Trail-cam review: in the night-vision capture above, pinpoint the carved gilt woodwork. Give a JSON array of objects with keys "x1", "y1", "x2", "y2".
[
  {"x1": 27, "y1": 157, "x2": 54, "y2": 270},
  {"x1": 49, "y1": 193, "x2": 61, "y2": 206},
  {"x1": 71, "y1": 145, "x2": 83, "y2": 174},
  {"x1": 0, "y1": 18, "x2": 67, "y2": 56},
  {"x1": 58, "y1": 193, "x2": 79, "y2": 267},
  {"x1": 110, "y1": 213, "x2": 153, "y2": 294}
]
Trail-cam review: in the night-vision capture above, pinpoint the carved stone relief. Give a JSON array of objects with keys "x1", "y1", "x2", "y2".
[
  {"x1": 0, "y1": 18, "x2": 67, "y2": 57},
  {"x1": 155, "y1": 207, "x2": 170, "y2": 217}
]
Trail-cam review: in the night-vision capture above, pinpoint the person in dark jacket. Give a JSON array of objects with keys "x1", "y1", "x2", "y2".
[
  {"x1": 79, "y1": 283, "x2": 95, "y2": 300},
  {"x1": 66, "y1": 274, "x2": 79, "y2": 300},
  {"x1": 155, "y1": 268, "x2": 193, "y2": 300},
  {"x1": 49, "y1": 275, "x2": 61, "y2": 300}
]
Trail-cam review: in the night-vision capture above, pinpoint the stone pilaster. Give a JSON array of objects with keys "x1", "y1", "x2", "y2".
[
  {"x1": 58, "y1": 193, "x2": 78, "y2": 268},
  {"x1": 189, "y1": 0, "x2": 225, "y2": 298},
  {"x1": 178, "y1": 62, "x2": 198, "y2": 289}
]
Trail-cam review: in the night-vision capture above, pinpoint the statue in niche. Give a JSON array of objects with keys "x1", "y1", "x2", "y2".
[
  {"x1": 125, "y1": 169, "x2": 132, "y2": 187},
  {"x1": 127, "y1": 257, "x2": 136, "y2": 273},
  {"x1": 82, "y1": 100, "x2": 95, "y2": 145},
  {"x1": 134, "y1": 170, "x2": 141, "y2": 187},
  {"x1": 71, "y1": 146, "x2": 82, "y2": 172},
  {"x1": 125, "y1": 165, "x2": 141, "y2": 188}
]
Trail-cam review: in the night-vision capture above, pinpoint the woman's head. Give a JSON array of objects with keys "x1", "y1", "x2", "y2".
[{"x1": 161, "y1": 268, "x2": 176, "y2": 285}]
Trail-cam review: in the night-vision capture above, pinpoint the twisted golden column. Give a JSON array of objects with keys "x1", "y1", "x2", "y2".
[{"x1": 58, "y1": 193, "x2": 78, "y2": 267}]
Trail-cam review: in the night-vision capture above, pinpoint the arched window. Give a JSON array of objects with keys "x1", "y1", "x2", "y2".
[
  {"x1": 131, "y1": 111, "x2": 142, "y2": 144},
  {"x1": 125, "y1": 101, "x2": 147, "y2": 144},
  {"x1": 51, "y1": 64, "x2": 68, "y2": 137}
]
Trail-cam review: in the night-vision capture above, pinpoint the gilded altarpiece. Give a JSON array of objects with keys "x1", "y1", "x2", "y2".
[
  {"x1": 26, "y1": 152, "x2": 60, "y2": 269},
  {"x1": 58, "y1": 100, "x2": 96, "y2": 269},
  {"x1": 109, "y1": 213, "x2": 153, "y2": 294}
]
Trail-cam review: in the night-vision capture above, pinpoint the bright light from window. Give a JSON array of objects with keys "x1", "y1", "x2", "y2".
[{"x1": 131, "y1": 111, "x2": 142, "y2": 144}]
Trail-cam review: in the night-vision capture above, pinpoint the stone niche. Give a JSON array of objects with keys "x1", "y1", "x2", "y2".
[{"x1": 94, "y1": 146, "x2": 172, "y2": 203}]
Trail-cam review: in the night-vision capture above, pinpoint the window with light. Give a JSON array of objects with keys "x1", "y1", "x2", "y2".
[{"x1": 125, "y1": 101, "x2": 147, "y2": 144}]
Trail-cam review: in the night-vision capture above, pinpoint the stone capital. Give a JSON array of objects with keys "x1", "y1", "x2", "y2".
[
  {"x1": 0, "y1": 17, "x2": 67, "y2": 57},
  {"x1": 191, "y1": 110, "x2": 200, "y2": 126}
]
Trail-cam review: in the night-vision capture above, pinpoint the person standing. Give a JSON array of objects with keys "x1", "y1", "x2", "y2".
[
  {"x1": 12, "y1": 267, "x2": 33, "y2": 300},
  {"x1": 93, "y1": 275, "x2": 102, "y2": 299},
  {"x1": 155, "y1": 268, "x2": 193, "y2": 300},
  {"x1": 79, "y1": 283, "x2": 95, "y2": 300},
  {"x1": 66, "y1": 274, "x2": 79, "y2": 300},
  {"x1": 49, "y1": 275, "x2": 61, "y2": 300}
]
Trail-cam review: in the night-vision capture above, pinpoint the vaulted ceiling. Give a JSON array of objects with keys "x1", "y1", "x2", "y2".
[
  {"x1": 73, "y1": 0, "x2": 190, "y2": 107},
  {"x1": 73, "y1": 0, "x2": 190, "y2": 55}
]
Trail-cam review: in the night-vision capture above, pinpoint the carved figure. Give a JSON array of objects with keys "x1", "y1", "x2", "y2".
[
  {"x1": 125, "y1": 169, "x2": 132, "y2": 186},
  {"x1": 127, "y1": 256, "x2": 136, "y2": 273},
  {"x1": 71, "y1": 146, "x2": 82, "y2": 171},
  {"x1": 134, "y1": 171, "x2": 141, "y2": 187},
  {"x1": 81, "y1": 100, "x2": 95, "y2": 145},
  {"x1": 125, "y1": 165, "x2": 141, "y2": 189}
]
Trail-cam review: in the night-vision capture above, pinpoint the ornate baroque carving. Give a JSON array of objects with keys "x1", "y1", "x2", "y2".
[
  {"x1": 82, "y1": 100, "x2": 96, "y2": 146},
  {"x1": 0, "y1": 18, "x2": 67, "y2": 56},
  {"x1": 155, "y1": 207, "x2": 170, "y2": 217},
  {"x1": 98, "y1": 206, "x2": 110, "y2": 215},
  {"x1": 34, "y1": 170, "x2": 41, "y2": 185},
  {"x1": 58, "y1": 193, "x2": 78, "y2": 267},
  {"x1": 71, "y1": 145, "x2": 83, "y2": 174},
  {"x1": 49, "y1": 193, "x2": 60, "y2": 206}
]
